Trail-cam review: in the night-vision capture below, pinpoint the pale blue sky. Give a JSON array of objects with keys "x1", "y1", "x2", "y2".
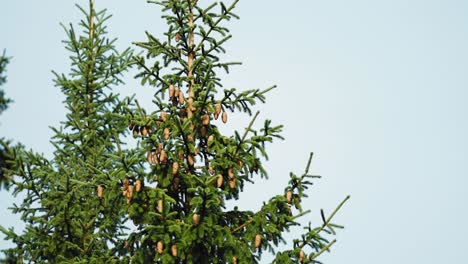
[{"x1": 1, "y1": 0, "x2": 468, "y2": 263}]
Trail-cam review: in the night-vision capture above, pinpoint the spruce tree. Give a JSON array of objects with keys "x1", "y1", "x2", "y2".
[
  {"x1": 121, "y1": 0, "x2": 349, "y2": 263},
  {"x1": 0, "y1": 51, "x2": 11, "y2": 114},
  {"x1": 0, "y1": 50, "x2": 13, "y2": 189},
  {"x1": 0, "y1": 1, "x2": 134, "y2": 262},
  {"x1": 1, "y1": 1, "x2": 348, "y2": 263}
]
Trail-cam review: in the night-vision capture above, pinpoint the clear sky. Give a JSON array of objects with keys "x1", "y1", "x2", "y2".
[{"x1": 1, "y1": 0, "x2": 468, "y2": 263}]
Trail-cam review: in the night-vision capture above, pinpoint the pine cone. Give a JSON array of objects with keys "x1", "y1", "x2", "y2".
[
  {"x1": 222, "y1": 111, "x2": 228, "y2": 124},
  {"x1": 157, "y1": 143, "x2": 164, "y2": 153},
  {"x1": 187, "y1": 155, "x2": 194, "y2": 166},
  {"x1": 157, "y1": 199, "x2": 164, "y2": 213},
  {"x1": 163, "y1": 127, "x2": 170, "y2": 140},
  {"x1": 178, "y1": 91, "x2": 185, "y2": 105},
  {"x1": 133, "y1": 127, "x2": 139, "y2": 137},
  {"x1": 229, "y1": 178, "x2": 236, "y2": 189},
  {"x1": 123, "y1": 178, "x2": 130, "y2": 190},
  {"x1": 299, "y1": 249, "x2": 305, "y2": 263},
  {"x1": 161, "y1": 111, "x2": 167, "y2": 121},
  {"x1": 255, "y1": 234, "x2": 262, "y2": 248},
  {"x1": 171, "y1": 244, "x2": 178, "y2": 257},
  {"x1": 126, "y1": 185, "x2": 134, "y2": 204},
  {"x1": 187, "y1": 97, "x2": 194, "y2": 110},
  {"x1": 193, "y1": 213, "x2": 200, "y2": 226},
  {"x1": 141, "y1": 126, "x2": 148, "y2": 137},
  {"x1": 97, "y1": 185, "x2": 103, "y2": 199},
  {"x1": 156, "y1": 241, "x2": 164, "y2": 254},
  {"x1": 169, "y1": 85, "x2": 175, "y2": 98},
  {"x1": 172, "y1": 162, "x2": 179, "y2": 175},
  {"x1": 215, "y1": 102, "x2": 222, "y2": 115},
  {"x1": 286, "y1": 191, "x2": 293, "y2": 204},
  {"x1": 202, "y1": 114, "x2": 210, "y2": 125},
  {"x1": 160, "y1": 150, "x2": 167, "y2": 163},
  {"x1": 217, "y1": 174, "x2": 224, "y2": 188},
  {"x1": 135, "y1": 179, "x2": 142, "y2": 192}
]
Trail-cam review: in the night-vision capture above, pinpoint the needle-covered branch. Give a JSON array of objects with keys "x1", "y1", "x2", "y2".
[
  {"x1": 273, "y1": 196, "x2": 350, "y2": 264},
  {"x1": 1, "y1": 2, "x2": 136, "y2": 262},
  {"x1": 0, "y1": 51, "x2": 14, "y2": 190}
]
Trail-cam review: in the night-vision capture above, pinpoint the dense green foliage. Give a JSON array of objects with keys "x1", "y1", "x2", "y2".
[
  {"x1": 0, "y1": 2, "x2": 134, "y2": 262},
  {"x1": 0, "y1": 51, "x2": 13, "y2": 189},
  {"x1": 0, "y1": 51, "x2": 11, "y2": 114},
  {"x1": 121, "y1": 0, "x2": 348, "y2": 263},
  {"x1": 1, "y1": 1, "x2": 348, "y2": 263}
]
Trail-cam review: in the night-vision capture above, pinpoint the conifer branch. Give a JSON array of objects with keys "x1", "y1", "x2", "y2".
[
  {"x1": 317, "y1": 195, "x2": 350, "y2": 235},
  {"x1": 133, "y1": 56, "x2": 170, "y2": 90},
  {"x1": 311, "y1": 239, "x2": 337, "y2": 260},
  {"x1": 193, "y1": 0, "x2": 240, "y2": 55},
  {"x1": 230, "y1": 218, "x2": 253, "y2": 234}
]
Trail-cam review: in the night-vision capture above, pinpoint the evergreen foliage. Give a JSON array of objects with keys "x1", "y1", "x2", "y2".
[
  {"x1": 1, "y1": 1, "x2": 134, "y2": 262},
  {"x1": 1, "y1": 0, "x2": 348, "y2": 263},
  {"x1": 121, "y1": 0, "x2": 349, "y2": 263},
  {"x1": 0, "y1": 50, "x2": 13, "y2": 189},
  {"x1": 0, "y1": 51, "x2": 11, "y2": 114}
]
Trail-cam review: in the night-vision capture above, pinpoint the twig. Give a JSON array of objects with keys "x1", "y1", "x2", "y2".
[
  {"x1": 311, "y1": 239, "x2": 337, "y2": 260},
  {"x1": 317, "y1": 195, "x2": 350, "y2": 234}
]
